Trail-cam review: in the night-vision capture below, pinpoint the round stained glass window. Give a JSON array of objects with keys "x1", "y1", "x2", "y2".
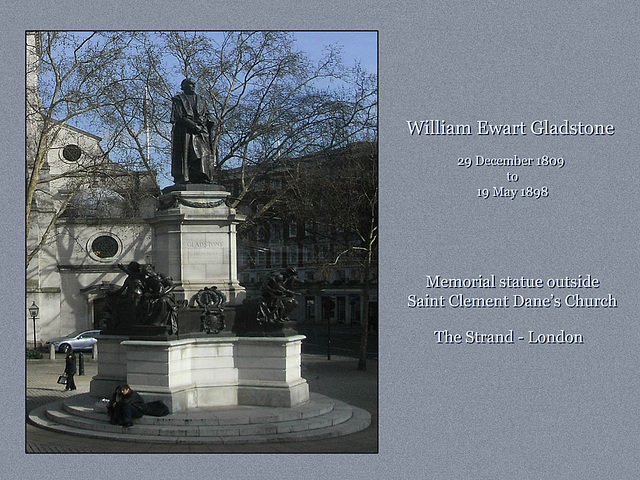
[
  {"x1": 62, "y1": 144, "x2": 82, "y2": 162},
  {"x1": 91, "y1": 235, "x2": 119, "y2": 259}
]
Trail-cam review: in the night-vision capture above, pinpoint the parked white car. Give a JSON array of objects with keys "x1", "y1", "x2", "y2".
[{"x1": 45, "y1": 329, "x2": 101, "y2": 353}]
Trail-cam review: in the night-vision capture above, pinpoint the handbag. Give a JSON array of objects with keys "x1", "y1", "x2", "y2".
[
  {"x1": 144, "y1": 400, "x2": 170, "y2": 417},
  {"x1": 57, "y1": 374, "x2": 67, "y2": 385}
]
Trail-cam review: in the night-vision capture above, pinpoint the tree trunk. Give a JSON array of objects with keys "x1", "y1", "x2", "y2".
[{"x1": 358, "y1": 261, "x2": 370, "y2": 371}]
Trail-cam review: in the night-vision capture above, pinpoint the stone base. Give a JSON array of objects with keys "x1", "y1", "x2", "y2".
[
  {"x1": 89, "y1": 336, "x2": 129, "y2": 398},
  {"x1": 161, "y1": 183, "x2": 226, "y2": 194},
  {"x1": 89, "y1": 335, "x2": 309, "y2": 413},
  {"x1": 235, "y1": 336, "x2": 310, "y2": 407},
  {"x1": 149, "y1": 186, "x2": 246, "y2": 304},
  {"x1": 237, "y1": 379, "x2": 310, "y2": 407}
]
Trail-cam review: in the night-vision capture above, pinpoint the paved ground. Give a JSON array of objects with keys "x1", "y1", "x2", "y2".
[
  {"x1": 26, "y1": 353, "x2": 378, "y2": 453},
  {"x1": 297, "y1": 323, "x2": 378, "y2": 359}
]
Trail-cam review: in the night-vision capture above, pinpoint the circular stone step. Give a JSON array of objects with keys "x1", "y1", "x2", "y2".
[
  {"x1": 63, "y1": 392, "x2": 336, "y2": 425},
  {"x1": 28, "y1": 393, "x2": 371, "y2": 444}
]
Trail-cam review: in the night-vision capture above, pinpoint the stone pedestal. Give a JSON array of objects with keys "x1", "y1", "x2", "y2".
[
  {"x1": 236, "y1": 336, "x2": 310, "y2": 407},
  {"x1": 89, "y1": 335, "x2": 310, "y2": 413},
  {"x1": 89, "y1": 184, "x2": 311, "y2": 414},
  {"x1": 89, "y1": 335, "x2": 129, "y2": 398},
  {"x1": 124, "y1": 337, "x2": 239, "y2": 411},
  {"x1": 149, "y1": 184, "x2": 246, "y2": 304}
]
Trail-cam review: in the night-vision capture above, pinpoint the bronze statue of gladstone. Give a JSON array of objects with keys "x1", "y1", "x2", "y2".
[{"x1": 170, "y1": 78, "x2": 215, "y2": 184}]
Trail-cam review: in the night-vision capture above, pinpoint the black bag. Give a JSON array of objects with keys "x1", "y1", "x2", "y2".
[
  {"x1": 57, "y1": 374, "x2": 67, "y2": 385},
  {"x1": 144, "y1": 400, "x2": 170, "y2": 417}
]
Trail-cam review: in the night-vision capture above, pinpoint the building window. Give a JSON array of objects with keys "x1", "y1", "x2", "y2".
[
  {"x1": 270, "y1": 223, "x2": 282, "y2": 242},
  {"x1": 288, "y1": 246, "x2": 298, "y2": 266},
  {"x1": 62, "y1": 144, "x2": 82, "y2": 162},
  {"x1": 287, "y1": 221, "x2": 297, "y2": 238},
  {"x1": 304, "y1": 221, "x2": 314, "y2": 237},
  {"x1": 346, "y1": 268, "x2": 359, "y2": 282},
  {"x1": 87, "y1": 232, "x2": 123, "y2": 263},
  {"x1": 306, "y1": 297, "x2": 316, "y2": 319},
  {"x1": 302, "y1": 245, "x2": 313, "y2": 265},
  {"x1": 316, "y1": 244, "x2": 328, "y2": 263},
  {"x1": 91, "y1": 235, "x2": 119, "y2": 259},
  {"x1": 256, "y1": 250, "x2": 266, "y2": 267},
  {"x1": 238, "y1": 250, "x2": 248, "y2": 268}
]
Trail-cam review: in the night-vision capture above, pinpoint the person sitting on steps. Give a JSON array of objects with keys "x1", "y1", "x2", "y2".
[{"x1": 107, "y1": 384, "x2": 146, "y2": 428}]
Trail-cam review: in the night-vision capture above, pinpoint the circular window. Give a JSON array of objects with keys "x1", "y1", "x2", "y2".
[
  {"x1": 91, "y1": 235, "x2": 119, "y2": 259},
  {"x1": 62, "y1": 144, "x2": 82, "y2": 162}
]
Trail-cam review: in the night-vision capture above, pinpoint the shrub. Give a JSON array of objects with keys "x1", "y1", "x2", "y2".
[{"x1": 26, "y1": 349, "x2": 43, "y2": 359}]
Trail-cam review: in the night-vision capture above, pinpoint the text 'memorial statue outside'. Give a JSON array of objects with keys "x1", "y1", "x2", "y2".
[{"x1": 171, "y1": 78, "x2": 214, "y2": 184}]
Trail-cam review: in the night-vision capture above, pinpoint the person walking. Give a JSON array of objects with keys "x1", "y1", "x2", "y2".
[{"x1": 63, "y1": 349, "x2": 77, "y2": 391}]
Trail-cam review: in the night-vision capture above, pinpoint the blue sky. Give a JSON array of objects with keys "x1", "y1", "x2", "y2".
[
  {"x1": 153, "y1": 31, "x2": 377, "y2": 80},
  {"x1": 292, "y1": 31, "x2": 378, "y2": 74}
]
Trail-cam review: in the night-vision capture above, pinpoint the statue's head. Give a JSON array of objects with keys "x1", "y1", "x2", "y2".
[{"x1": 181, "y1": 78, "x2": 196, "y2": 94}]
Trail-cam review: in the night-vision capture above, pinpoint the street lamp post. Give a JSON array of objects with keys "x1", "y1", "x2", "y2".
[{"x1": 28, "y1": 301, "x2": 39, "y2": 350}]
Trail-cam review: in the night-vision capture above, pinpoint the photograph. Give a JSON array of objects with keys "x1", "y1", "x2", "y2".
[{"x1": 26, "y1": 30, "x2": 378, "y2": 454}]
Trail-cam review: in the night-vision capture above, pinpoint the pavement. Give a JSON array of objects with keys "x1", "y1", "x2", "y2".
[
  {"x1": 296, "y1": 323, "x2": 378, "y2": 359},
  {"x1": 26, "y1": 353, "x2": 378, "y2": 453}
]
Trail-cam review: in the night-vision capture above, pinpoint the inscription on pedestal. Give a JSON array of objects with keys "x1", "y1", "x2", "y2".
[{"x1": 185, "y1": 241, "x2": 224, "y2": 248}]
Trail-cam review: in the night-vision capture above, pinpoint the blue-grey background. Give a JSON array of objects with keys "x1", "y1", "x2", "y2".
[{"x1": 5, "y1": 1, "x2": 640, "y2": 479}]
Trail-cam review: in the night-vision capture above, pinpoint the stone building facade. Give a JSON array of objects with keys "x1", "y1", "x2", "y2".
[
  {"x1": 26, "y1": 32, "x2": 156, "y2": 347},
  {"x1": 26, "y1": 121, "x2": 157, "y2": 346}
]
